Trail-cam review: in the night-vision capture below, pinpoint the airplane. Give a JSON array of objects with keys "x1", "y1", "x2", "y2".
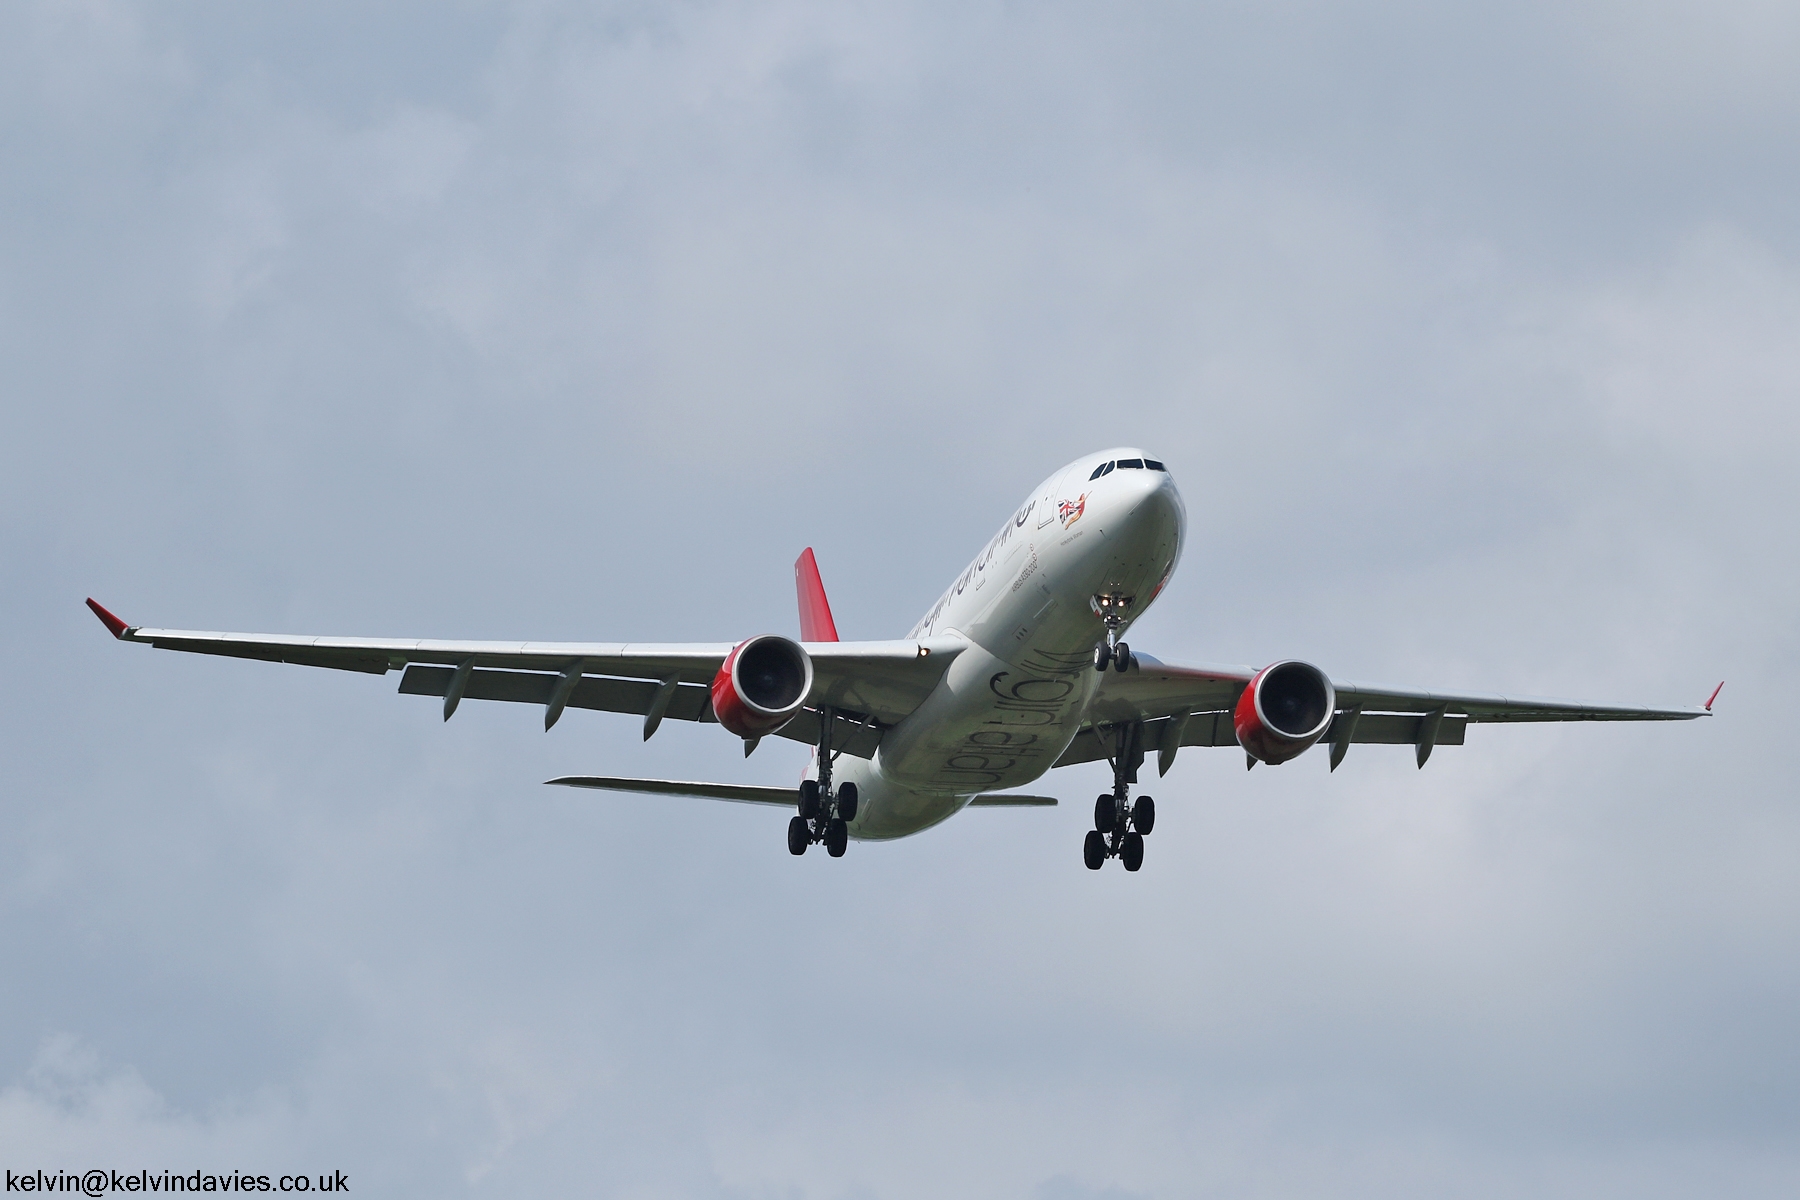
[{"x1": 85, "y1": 447, "x2": 1718, "y2": 871}]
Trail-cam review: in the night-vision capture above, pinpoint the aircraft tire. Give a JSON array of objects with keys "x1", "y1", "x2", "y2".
[
  {"x1": 787, "y1": 816, "x2": 810, "y2": 856},
  {"x1": 1113, "y1": 642, "x2": 1132, "y2": 672},
  {"x1": 1121, "y1": 831, "x2": 1145, "y2": 872},
  {"x1": 837, "y1": 782, "x2": 859, "y2": 823},
  {"x1": 824, "y1": 817, "x2": 849, "y2": 857},
  {"x1": 798, "y1": 779, "x2": 820, "y2": 819},
  {"x1": 1094, "y1": 794, "x2": 1116, "y2": 833},
  {"x1": 1094, "y1": 643, "x2": 1111, "y2": 672},
  {"x1": 1083, "y1": 830, "x2": 1106, "y2": 870},
  {"x1": 1133, "y1": 796, "x2": 1155, "y2": 835}
]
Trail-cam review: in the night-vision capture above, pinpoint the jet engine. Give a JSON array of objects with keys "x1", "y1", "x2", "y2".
[
  {"x1": 1234, "y1": 660, "x2": 1336, "y2": 765},
  {"x1": 710, "y1": 635, "x2": 814, "y2": 739}
]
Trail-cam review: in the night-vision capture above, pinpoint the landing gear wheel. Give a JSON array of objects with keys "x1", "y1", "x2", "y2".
[
  {"x1": 1113, "y1": 642, "x2": 1132, "y2": 673},
  {"x1": 798, "y1": 779, "x2": 821, "y2": 820},
  {"x1": 1094, "y1": 794, "x2": 1117, "y2": 833},
  {"x1": 787, "y1": 815, "x2": 810, "y2": 856},
  {"x1": 1132, "y1": 795, "x2": 1155, "y2": 835},
  {"x1": 1083, "y1": 830, "x2": 1107, "y2": 870},
  {"x1": 824, "y1": 817, "x2": 849, "y2": 857},
  {"x1": 1094, "y1": 643, "x2": 1112, "y2": 672},
  {"x1": 836, "y1": 782, "x2": 859, "y2": 823},
  {"x1": 1121, "y1": 831, "x2": 1145, "y2": 871}
]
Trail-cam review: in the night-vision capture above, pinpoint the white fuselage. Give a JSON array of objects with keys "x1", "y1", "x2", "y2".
[{"x1": 823, "y1": 448, "x2": 1186, "y2": 839}]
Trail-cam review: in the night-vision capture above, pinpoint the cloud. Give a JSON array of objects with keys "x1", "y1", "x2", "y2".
[{"x1": 0, "y1": 1035, "x2": 293, "y2": 1168}]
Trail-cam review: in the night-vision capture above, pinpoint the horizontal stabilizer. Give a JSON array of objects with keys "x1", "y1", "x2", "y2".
[{"x1": 545, "y1": 775, "x2": 797, "y2": 807}]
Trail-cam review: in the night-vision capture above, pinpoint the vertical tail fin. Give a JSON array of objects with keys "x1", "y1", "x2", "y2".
[{"x1": 794, "y1": 548, "x2": 840, "y2": 642}]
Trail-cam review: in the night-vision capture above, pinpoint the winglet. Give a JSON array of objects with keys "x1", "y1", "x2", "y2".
[
  {"x1": 85, "y1": 598, "x2": 131, "y2": 639},
  {"x1": 794, "y1": 548, "x2": 840, "y2": 642},
  {"x1": 1705, "y1": 681, "x2": 1724, "y2": 712}
]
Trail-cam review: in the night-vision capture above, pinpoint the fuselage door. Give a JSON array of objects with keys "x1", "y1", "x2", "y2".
[{"x1": 1037, "y1": 465, "x2": 1073, "y2": 528}]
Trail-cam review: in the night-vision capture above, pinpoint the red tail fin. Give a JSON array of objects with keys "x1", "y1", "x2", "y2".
[{"x1": 794, "y1": 548, "x2": 839, "y2": 642}]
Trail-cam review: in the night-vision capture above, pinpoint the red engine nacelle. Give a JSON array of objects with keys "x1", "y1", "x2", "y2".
[
  {"x1": 710, "y1": 634, "x2": 814, "y2": 739},
  {"x1": 1234, "y1": 660, "x2": 1336, "y2": 765}
]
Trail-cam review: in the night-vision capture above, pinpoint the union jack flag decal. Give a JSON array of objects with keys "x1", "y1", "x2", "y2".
[{"x1": 1058, "y1": 494, "x2": 1087, "y2": 528}]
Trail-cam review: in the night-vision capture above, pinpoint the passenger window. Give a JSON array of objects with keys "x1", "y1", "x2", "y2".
[
  {"x1": 1088, "y1": 461, "x2": 1112, "y2": 480},
  {"x1": 1144, "y1": 459, "x2": 1165, "y2": 471},
  {"x1": 1116, "y1": 458, "x2": 1144, "y2": 469}
]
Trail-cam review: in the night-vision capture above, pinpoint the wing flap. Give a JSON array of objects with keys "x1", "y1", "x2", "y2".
[
  {"x1": 1052, "y1": 710, "x2": 1469, "y2": 767},
  {"x1": 1323, "y1": 711, "x2": 1468, "y2": 745},
  {"x1": 399, "y1": 665, "x2": 718, "y2": 722},
  {"x1": 397, "y1": 667, "x2": 899, "y2": 755}
]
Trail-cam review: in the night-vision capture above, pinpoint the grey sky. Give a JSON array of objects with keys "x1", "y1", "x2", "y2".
[{"x1": 2, "y1": 2, "x2": 1796, "y2": 1196}]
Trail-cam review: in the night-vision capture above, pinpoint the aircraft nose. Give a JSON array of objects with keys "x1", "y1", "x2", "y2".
[
  {"x1": 1136, "y1": 470, "x2": 1183, "y2": 532},
  {"x1": 1091, "y1": 463, "x2": 1183, "y2": 548},
  {"x1": 1115, "y1": 463, "x2": 1176, "y2": 515}
]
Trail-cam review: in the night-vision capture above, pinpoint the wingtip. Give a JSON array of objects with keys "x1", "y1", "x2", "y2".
[
  {"x1": 85, "y1": 597, "x2": 130, "y2": 639},
  {"x1": 1705, "y1": 681, "x2": 1724, "y2": 712}
]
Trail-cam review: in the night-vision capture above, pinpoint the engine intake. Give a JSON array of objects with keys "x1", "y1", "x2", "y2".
[
  {"x1": 1234, "y1": 660, "x2": 1335, "y2": 765},
  {"x1": 711, "y1": 635, "x2": 813, "y2": 738}
]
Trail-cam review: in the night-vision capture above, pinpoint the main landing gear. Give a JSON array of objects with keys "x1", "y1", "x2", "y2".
[
  {"x1": 788, "y1": 706, "x2": 859, "y2": 858},
  {"x1": 1084, "y1": 721, "x2": 1154, "y2": 872}
]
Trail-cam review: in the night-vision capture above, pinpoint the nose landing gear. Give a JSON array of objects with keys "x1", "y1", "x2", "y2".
[
  {"x1": 1084, "y1": 722, "x2": 1155, "y2": 872},
  {"x1": 788, "y1": 706, "x2": 860, "y2": 858},
  {"x1": 1091, "y1": 593, "x2": 1137, "y2": 673},
  {"x1": 1093, "y1": 640, "x2": 1135, "y2": 673}
]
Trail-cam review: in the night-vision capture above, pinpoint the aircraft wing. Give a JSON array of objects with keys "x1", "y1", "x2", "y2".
[
  {"x1": 545, "y1": 776, "x2": 1057, "y2": 808},
  {"x1": 546, "y1": 776, "x2": 800, "y2": 806},
  {"x1": 1061, "y1": 652, "x2": 1712, "y2": 771},
  {"x1": 85, "y1": 599, "x2": 965, "y2": 757}
]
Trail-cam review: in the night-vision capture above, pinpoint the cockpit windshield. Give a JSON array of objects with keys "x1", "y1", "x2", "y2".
[{"x1": 1089, "y1": 457, "x2": 1167, "y2": 479}]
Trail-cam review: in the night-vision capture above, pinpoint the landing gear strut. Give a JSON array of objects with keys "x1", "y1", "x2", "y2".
[
  {"x1": 1083, "y1": 721, "x2": 1154, "y2": 872},
  {"x1": 788, "y1": 705, "x2": 858, "y2": 858}
]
